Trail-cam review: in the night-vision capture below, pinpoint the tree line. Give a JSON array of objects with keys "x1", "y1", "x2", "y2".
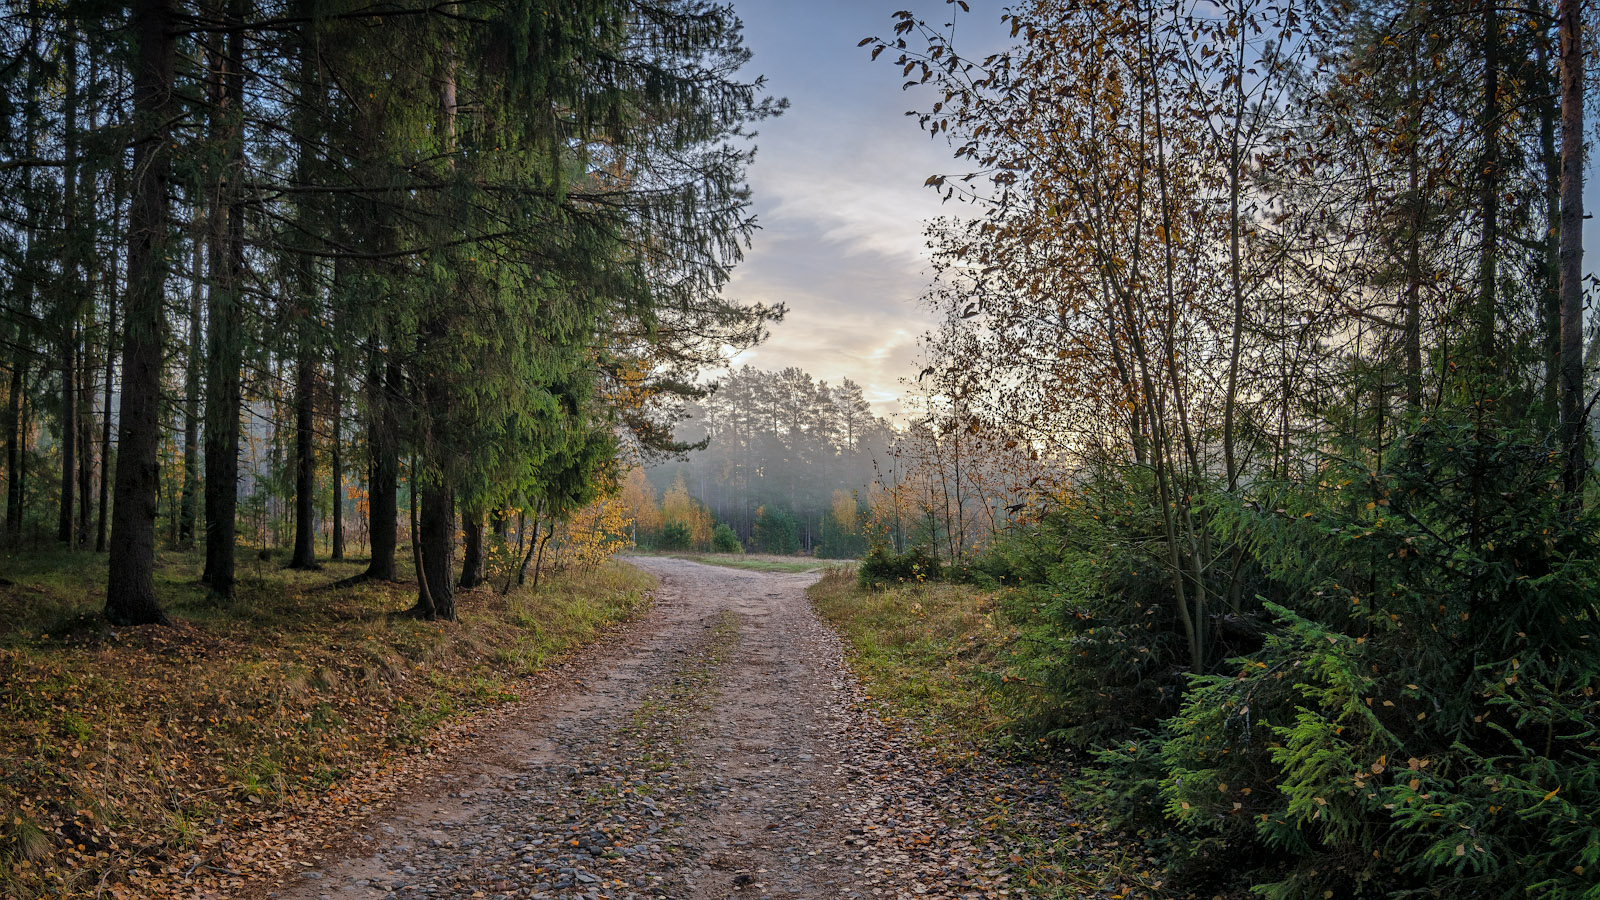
[
  {"x1": 869, "y1": 0, "x2": 1596, "y2": 896},
  {"x1": 0, "y1": 0, "x2": 781, "y2": 622},
  {"x1": 642, "y1": 365, "x2": 896, "y2": 556}
]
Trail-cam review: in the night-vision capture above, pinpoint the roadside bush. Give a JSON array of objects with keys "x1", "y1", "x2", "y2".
[
  {"x1": 992, "y1": 415, "x2": 1600, "y2": 899},
  {"x1": 857, "y1": 544, "x2": 943, "y2": 589},
  {"x1": 711, "y1": 523, "x2": 743, "y2": 553},
  {"x1": 973, "y1": 468, "x2": 1193, "y2": 747},
  {"x1": 1159, "y1": 417, "x2": 1600, "y2": 899}
]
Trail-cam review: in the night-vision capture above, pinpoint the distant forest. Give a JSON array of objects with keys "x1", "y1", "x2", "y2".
[{"x1": 642, "y1": 366, "x2": 895, "y2": 557}]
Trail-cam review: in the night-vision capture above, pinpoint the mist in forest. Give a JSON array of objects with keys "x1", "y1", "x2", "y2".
[{"x1": 638, "y1": 366, "x2": 894, "y2": 557}]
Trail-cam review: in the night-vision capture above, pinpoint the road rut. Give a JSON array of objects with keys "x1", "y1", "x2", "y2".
[{"x1": 271, "y1": 557, "x2": 1044, "y2": 900}]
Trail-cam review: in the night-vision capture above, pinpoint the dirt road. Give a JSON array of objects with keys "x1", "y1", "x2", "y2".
[{"x1": 272, "y1": 557, "x2": 1056, "y2": 900}]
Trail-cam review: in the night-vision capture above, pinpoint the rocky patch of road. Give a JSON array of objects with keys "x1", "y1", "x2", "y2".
[{"x1": 270, "y1": 558, "x2": 1076, "y2": 900}]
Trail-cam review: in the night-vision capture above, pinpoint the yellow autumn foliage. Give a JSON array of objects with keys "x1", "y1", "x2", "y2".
[{"x1": 660, "y1": 472, "x2": 713, "y2": 549}]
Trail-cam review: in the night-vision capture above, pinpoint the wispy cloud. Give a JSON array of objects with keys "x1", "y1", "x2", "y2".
[{"x1": 721, "y1": 1, "x2": 1010, "y2": 417}]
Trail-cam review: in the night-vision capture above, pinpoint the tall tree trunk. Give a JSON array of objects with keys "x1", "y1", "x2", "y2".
[
  {"x1": 330, "y1": 329, "x2": 344, "y2": 562},
  {"x1": 1558, "y1": 0, "x2": 1585, "y2": 495},
  {"x1": 414, "y1": 20, "x2": 458, "y2": 618},
  {"x1": 96, "y1": 231, "x2": 118, "y2": 553},
  {"x1": 5, "y1": 354, "x2": 25, "y2": 544},
  {"x1": 7, "y1": 0, "x2": 42, "y2": 546},
  {"x1": 96, "y1": 83, "x2": 126, "y2": 554},
  {"x1": 1222, "y1": 105, "x2": 1244, "y2": 492},
  {"x1": 57, "y1": 335, "x2": 77, "y2": 546},
  {"x1": 418, "y1": 487, "x2": 455, "y2": 618},
  {"x1": 289, "y1": 336, "x2": 317, "y2": 568},
  {"x1": 77, "y1": 326, "x2": 92, "y2": 546},
  {"x1": 288, "y1": 6, "x2": 321, "y2": 570},
  {"x1": 178, "y1": 217, "x2": 204, "y2": 549},
  {"x1": 1537, "y1": 29, "x2": 1562, "y2": 425},
  {"x1": 201, "y1": 0, "x2": 246, "y2": 597},
  {"x1": 1403, "y1": 37, "x2": 1424, "y2": 413},
  {"x1": 57, "y1": 31, "x2": 81, "y2": 548},
  {"x1": 459, "y1": 506, "x2": 484, "y2": 588},
  {"x1": 77, "y1": 46, "x2": 99, "y2": 550},
  {"x1": 106, "y1": 0, "x2": 177, "y2": 626},
  {"x1": 363, "y1": 358, "x2": 399, "y2": 580},
  {"x1": 1474, "y1": 0, "x2": 1501, "y2": 366},
  {"x1": 408, "y1": 453, "x2": 433, "y2": 616}
]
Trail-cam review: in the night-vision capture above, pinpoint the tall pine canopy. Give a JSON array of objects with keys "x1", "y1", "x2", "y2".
[{"x1": 0, "y1": 0, "x2": 781, "y2": 620}]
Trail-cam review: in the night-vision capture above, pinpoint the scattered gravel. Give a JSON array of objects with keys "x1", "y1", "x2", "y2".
[{"x1": 267, "y1": 558, "x2": 1076, "y2": 900}]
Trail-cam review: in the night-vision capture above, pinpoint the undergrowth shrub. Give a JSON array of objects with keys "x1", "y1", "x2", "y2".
[
  {"x1": 711, "y1": 523, "x2": 743, "y2": 553},
  {"x1": 1161, "y1": 418, "x2": 1600, "y2": 899},
  {"x1": 656, "y1": 521, "x2": 692, "y2": 551},
  {"x1": 976, "y1": 415, "x2": 1600, "y2": 898},
  {"x1": 973, "y1": 468, "x2": 1192, "y2": 747},
  {"x1": 857, "y1": 544, "x2": 944, "y2": 589}
]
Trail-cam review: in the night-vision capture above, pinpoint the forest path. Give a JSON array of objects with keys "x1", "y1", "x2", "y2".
[{"x1": 270, "y1": 558, "x2": 1039, "y2": 900}]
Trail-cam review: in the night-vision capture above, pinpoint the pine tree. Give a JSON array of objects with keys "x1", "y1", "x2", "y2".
[{"x1": 106, "y1": 0, "x2": 179, "y2": 626}]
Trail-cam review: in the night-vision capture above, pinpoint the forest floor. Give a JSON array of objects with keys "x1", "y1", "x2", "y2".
[
  {"x1": 3, "y1": 552, "x2": 1167, "y2": 900},
  {"x1": 0, "y1": 549, "x2": 653, "y2": 899},
  {"x1": 229, "y1": 557, "x2": 1150, "y2": 900}
]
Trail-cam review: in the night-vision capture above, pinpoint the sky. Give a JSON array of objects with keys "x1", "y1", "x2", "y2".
[
  {"x1": 720, "y1": 0, "x2": 1011, "y2": 417},
  {"x1": 719, "y1": 1, "x2": 1600, "y2": 419}
]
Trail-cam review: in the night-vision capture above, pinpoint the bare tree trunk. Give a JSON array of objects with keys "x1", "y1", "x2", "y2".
[
  {"x1": 362, "y1": 359, "x2": 399, "y2": 580},
  {"x1": 200, "y1": 0, "x2": 247, "y2": 598},
  {"x1": 6, "y1": 0, "x2": 43, "y2": 547},
  {"x1": 76, "y1": 325, "x2": 92, "y2": 546},
  {"x1": 1475, "y1": 0, "x2": 1501, "y2": 365},
  {"x1": 516, "y1": 500, "x2": 543, "y2": 587},
  {"x1": 1536, "y1": 29, "x2": 1561, "y2": 424},
  {"x1": 408, "y1": 452, "x2": 434, "y2": 617},
  {"x1": 531, "y1": 518, "x2": 555, "y2": 592},
  {"x1": 1558, "y1": 0, "x2": 1585, "y2": 496},
  {"x1": 96, "y1": 238, "x2": 118, "y2": 553},
  {"x1": 288, "y1": 5, "x2": 321, "y2": 570},
  {"x1": 330, "y1": 334, "x2": 344, "y2": 561},
  {"x1": 77, "y1": 48, "x2": 99, "y2": 550},
  {"x1": 1222, "y1": 109, "x2": 1244, "y2": 492},
  {"x1": 458, "y1": 506, "x2": 484, "y2": 588},
  {"x1": 57, "y1": 32, "x2": 81, "y2": 548},
  {"x1": 1404, "y1": 36, "x2": 1424, "y2": 413},
  {"x1": 289, "y1": 338, "x2": 317, "y2": 568},
  {"x1": 178, "y1": 214, "x2": 204, "y2": 549},
  {"x1": 106, "y1": 0, "x2": 177, "y2": 626}
]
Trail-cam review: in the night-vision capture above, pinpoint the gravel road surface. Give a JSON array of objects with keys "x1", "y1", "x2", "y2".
[{"x1": 271, "y1": 557, "x2": 1063, "y2": 900}]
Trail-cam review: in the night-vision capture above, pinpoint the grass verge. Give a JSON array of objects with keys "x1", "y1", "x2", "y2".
[
  {"x1": 809, "y1": 567, "x2": 1173, "y2": 900},
  {"x1": 807, "y1": 566, "x2": 1029, "y2": 746},
  {"x1": 0, "y1": 547, "x2": 653, "y2": 899}
]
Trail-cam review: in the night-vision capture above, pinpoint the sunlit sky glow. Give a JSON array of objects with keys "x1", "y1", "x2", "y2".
[{"x1": 722, "y1": 1, "x2": 1010, "y2": 417}]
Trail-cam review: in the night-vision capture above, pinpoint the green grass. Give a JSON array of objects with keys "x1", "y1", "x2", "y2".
[
  {"x1": 807, "y1": 566, "x2": 1030, "y2": 748},
  {"x1": 809, "y1": 568, "x2": 1164, "y2": 899},
  {"x1": 0, "y1": 546, "x2": 654, "y2": 899}
]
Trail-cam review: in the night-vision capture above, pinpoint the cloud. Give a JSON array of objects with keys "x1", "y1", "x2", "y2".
[{"x1": 710, "y1": 0, "x2": 1013, "y2": 417}]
